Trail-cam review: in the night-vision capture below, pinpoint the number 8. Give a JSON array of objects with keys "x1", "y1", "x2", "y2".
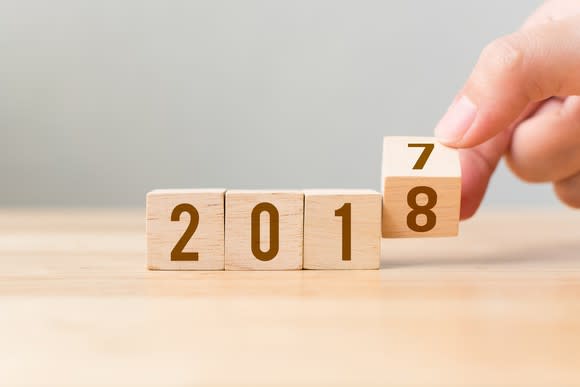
[{"x1": 406, "y1": 186, "x2": 437, "y2": 232}]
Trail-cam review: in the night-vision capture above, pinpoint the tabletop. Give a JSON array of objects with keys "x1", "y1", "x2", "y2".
[{"x1": 1, "y1": 208, "x2": 579, "y2": 386}]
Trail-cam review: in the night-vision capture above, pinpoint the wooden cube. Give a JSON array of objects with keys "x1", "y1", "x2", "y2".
[
  {"x1": 146, "y1": 189, "x2": 225, "y2": 270},
  {"x1": 225, "y1": 190, "x2": 303, "y2": 270},
  {"x1": 303, "y1": 190, "x2": 381, "y2": 270},
  {"x1": 382, "y1": 136, "x2": 461, "y2": 238}
]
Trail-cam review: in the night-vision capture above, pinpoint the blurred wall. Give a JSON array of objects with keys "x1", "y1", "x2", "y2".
[{"x1": 1, "y1": 0, "x2": 558, "y2": 208}]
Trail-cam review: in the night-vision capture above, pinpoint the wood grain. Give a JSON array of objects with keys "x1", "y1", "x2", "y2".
[{"x1": 0, "y1": 209, "x2": 579, "y2": 386}]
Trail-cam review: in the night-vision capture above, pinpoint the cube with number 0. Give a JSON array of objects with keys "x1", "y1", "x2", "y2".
[
  {"x1": 225, "y1": 190, "x2": 304, "y2": 270},
  {"x1": 382, "y1": 136, "x2": 461, "y2": 238},
  {"x1": 146, "y1": 189, "x2": 225, "y2": 270}
]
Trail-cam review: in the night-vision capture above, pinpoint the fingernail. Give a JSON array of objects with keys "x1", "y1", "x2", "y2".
[{"x1": 434, "y1": 96, "x2": 477, "y2": 144}]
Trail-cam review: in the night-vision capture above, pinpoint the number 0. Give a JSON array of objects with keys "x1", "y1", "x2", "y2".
[{"x1": 251, "y1": 202, "x2": 280, "y2": 261}]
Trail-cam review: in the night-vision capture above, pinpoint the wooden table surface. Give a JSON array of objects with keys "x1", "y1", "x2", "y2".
[{"x1": 1, "y1": 209, "x2": 579, "y2": 386}]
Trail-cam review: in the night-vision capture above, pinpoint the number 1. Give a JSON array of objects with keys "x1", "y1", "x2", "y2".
[{"x1": 335, "y1": 203, "x2": 351, "y2": 261}]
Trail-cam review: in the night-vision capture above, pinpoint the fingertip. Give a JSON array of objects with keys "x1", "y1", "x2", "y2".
[
  {"x1": 434, "y1": 96, "x2": 478, "y2": 147},
  {"x1": 460, "y1": 196, "x2": 479, "y2": 220},
  {"x1": 554, "y1": 173, "x2": 580, "y2": 209},
  {"x1": 457, "y1": 148, "x2": 496, "y2": 221},
  {"x1": 459, "y1": 178, "x2": 485, "y2": 221}
]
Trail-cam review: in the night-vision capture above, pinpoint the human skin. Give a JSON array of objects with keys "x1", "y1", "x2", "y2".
[{"x1": 433, "y1": 0, "x2": 580, "y2": 219}]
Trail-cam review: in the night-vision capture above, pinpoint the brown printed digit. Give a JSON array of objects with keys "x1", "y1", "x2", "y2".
[
  {"x1": 251, "y1": 202, "x2": 280, "y2": 261},
  {"x1": 406, "y1": 186, "x2": 437, "y2": 232},
  {"x1": 408, "y1": 143, "x2": 434, "y2": 170},
  {"x1": 334, "y1": 203, "x2": 352, "y2": 261},
  {"x1": 170, "y1": 203, "x2": 200, "y2": 261}
]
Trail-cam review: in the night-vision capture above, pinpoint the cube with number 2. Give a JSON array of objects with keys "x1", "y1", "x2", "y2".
[
  {"x1": 146, "y1": 189, "x2": 225, "y2": 270},
  {"x1": 381, "y1": 136, "x2": 461, "y2": 238}
]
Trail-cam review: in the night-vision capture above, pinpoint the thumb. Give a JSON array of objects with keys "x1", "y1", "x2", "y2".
[{"x1": 435, "y1": 15, "x2": 580, "y2": 148}]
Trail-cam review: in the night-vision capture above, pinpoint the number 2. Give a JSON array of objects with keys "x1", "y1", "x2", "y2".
[
  {"x1": 170, "y1": 203, "x2": 200, "y2": 261},
  {"x1": 335, "y1": 203, "x2": 351, "y2": 261},
  {"x1": 408, "y1": 143, "x2": 434, "y2": 170}
]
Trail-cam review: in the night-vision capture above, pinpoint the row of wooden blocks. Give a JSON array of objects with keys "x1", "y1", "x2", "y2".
[{"x1": 146, "y1": 136, "x2": 461, "y2": 270}]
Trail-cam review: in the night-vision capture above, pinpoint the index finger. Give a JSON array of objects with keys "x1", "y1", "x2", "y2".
[
  {"x1": 435, "y1": 16, "x2": 580, "y2": 148},
  {"x1": 458, "y1": 102, "x2": 541, "y2": 219}
]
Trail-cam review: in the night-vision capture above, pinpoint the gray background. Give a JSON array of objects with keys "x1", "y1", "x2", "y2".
[{"x1": 1, "y1": 0, "x2": 558, "y2": 208}]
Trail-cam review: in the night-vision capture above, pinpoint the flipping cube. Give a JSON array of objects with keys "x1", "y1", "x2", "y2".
[{"x1": 382, "y1": 136, "x2": 461, "y2": 238}]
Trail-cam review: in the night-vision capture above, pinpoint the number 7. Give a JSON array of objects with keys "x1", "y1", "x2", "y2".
[{"x1": 408, "y1": 143, "x2": 434, "y2": 170}]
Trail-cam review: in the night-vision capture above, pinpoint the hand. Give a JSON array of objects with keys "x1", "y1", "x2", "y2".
[{"x1": 433, "y1": 0, "x2": 580, "y2": 219}]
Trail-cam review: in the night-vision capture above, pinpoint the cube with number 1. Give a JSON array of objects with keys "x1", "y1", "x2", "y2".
[
  {"x1": 381, "y1": 136, "x2": 461, "y2": 238},
  {"x1": 303, "y1": 190, "x2": 381, "y2": 270}
]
